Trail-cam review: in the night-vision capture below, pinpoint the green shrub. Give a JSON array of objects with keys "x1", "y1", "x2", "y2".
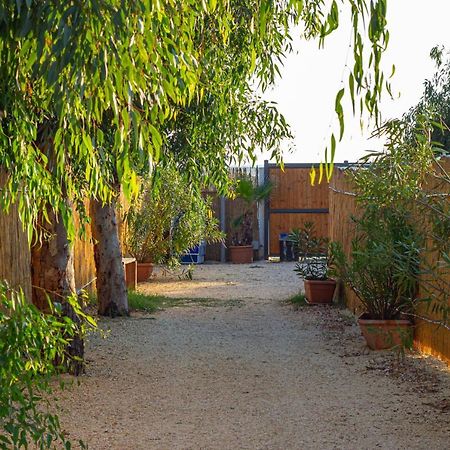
[
  {"x1": 0, "y1": 283, "x2": 89, "y2": 449},
  {"x1": 332, "y1": 117, "x2": 449, "y2": 325},
  {"x1": 330, "y1": 207, "x2": 421, "y2": 320},
  {"x1": 289, "y1": 221, "x2": 328, "y2": 258},
  {"x1": 124, "y1": 166, "x2": 223, "y2": 267}
]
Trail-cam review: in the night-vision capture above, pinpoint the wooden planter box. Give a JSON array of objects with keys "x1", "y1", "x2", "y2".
[{"x1": 122, "y1": 257, "x2": 137, "y2": 290}]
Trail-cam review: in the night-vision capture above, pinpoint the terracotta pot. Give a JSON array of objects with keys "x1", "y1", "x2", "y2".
[
  {"x1": 137, "y1": 262, "x2": 153, "y2": 282},
  {"x1": 358, "y1": 313, "x2": 413, "y2": 350},
  {"x1": 304, "y1": 279, "x2": 336, "y2": 304},
  {"x1": 229, "y1": 245, "x2": 253, "y2": 264}
]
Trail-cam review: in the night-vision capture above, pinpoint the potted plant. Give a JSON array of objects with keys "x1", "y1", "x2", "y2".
[
  {"x1": 330, "y1": 207, "x2": 419, "y2": 350},
  {"x1": 125, "y1": 167, "x2": 223, "y2": 281},
  {"x1": 294, "y1": 247, "x2": 336, "y2": 304},
  {"x1": 123, "y1": 189, "x2": 155, "y2": 282},
  {"x1": 289, "y1": 221, "x2": 328, "y2": 261},
  {"x1": 229, "y1": 177, "x2": 272, "y2": 264}
]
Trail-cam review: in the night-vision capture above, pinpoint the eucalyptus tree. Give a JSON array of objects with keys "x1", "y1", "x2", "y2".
[
  {"x1": 88, "y1": 126, "x2": 129, "y2": 317},
  {"x1": 0, "y1": 1, "x2": 391, "y2": 323},
  {"x1": 1, "y1": 1, "x2": 218, "y2": 322},
  {"x1": 92, "y1": 0, "x2": 296, "y2": 317},
  {"x1": 0, "y1": 1, "x2": 216, "y2": 366}
]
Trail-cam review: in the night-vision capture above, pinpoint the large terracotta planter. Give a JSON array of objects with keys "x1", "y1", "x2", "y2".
[
  {"x1": 137, "y1": 262, "x2": 153, "y2": 282},
  {"x1": 304, "y1": 279, "x2": 336, "y2": 304},
  {"x1": 229, "y1": 245, "x2": 253, "y2": 264},
  {"x1": 358, "y1": 313, "x2": 413, "y2": 350}
]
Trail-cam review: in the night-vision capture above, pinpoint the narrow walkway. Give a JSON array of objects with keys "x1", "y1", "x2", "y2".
[{"x1": 59, "y1": 263, "x2": 450, "y2": 449}]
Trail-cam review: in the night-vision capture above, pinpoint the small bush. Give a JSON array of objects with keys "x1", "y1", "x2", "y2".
[
  {"x1": 330, "y1": 207, "x2": 420, "y2": 320},
  {"x1": 289, "y1": 221, "x2": 328, "y2": 258},
  {"x1": 124, "y1": 165, "x2": 223, "y2": 268},
  {"x1": 0, "y1": 283, "x2": 87, "y2": 449}
]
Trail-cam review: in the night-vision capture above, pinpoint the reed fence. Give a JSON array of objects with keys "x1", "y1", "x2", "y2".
[
  {"x1": 414, "y1": 159, "x2": 450, "y2": 363},
  {"x1": 73, "y1": 207, "x2": 97, "y2": 293},
  {"x1": 0, "y1": 195, "x2": 97, "y2": 299},
  {"x1": 0, "y1": 171, "x2": 32, "y2": 300}
]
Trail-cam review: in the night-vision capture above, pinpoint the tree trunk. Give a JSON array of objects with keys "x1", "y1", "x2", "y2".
[
  {"x1": 31, "y1": 206, "x2": 84, "y2": 375},
  {"x1": 90, "y1": 195, "x2": 128, "y2": 317}
]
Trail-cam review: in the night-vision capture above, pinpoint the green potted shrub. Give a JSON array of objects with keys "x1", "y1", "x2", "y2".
[
  {"x1": 294, "y1": 247, "x2": 336, "y2": 304},
  {"x1": 291, "y1": 222, "x2": 335, "y2": 304},
  {"x1": 123, "y1": 183, "x2": 155, "y2": 282},
  {"x1": 330, "y1": 207, "x2": 419, "y2": 350},
  {"x1": 125, "y1": 167, "x2": 223, "y2": 281},
  {"x1": 229, "y1": 177, "x2": 272, "y2": 264}
]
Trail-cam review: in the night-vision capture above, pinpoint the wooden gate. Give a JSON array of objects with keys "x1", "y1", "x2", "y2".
[{"x1": 264, "y1": 162, "x2": 347, "y2": 257}]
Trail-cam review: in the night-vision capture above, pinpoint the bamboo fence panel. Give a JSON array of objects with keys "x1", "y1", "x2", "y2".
[
  {"x1": 0, "y1": 172, "x2": 32, "y2": 300},
  {"x1": 414, "y1": 158, "x2": 450, "y2": 364},
  {"x1": 73, "y1": 205, "x2": 96, "y2": 293},
  {"x1": 269, "y1": 213, "x2": 328, "y2": 256},
  {"x1": 269, "y1": 167, "x2": 329, "y2": 210},
  {"x1": 328, "y1": 168, "x2": 361, "y2": 313},
  {"x1": 0, "y1": 183, "x2": 97, "y2": 299}
]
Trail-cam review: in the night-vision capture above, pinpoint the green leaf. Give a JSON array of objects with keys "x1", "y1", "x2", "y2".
[
  {"x1": 335, "y1": 88, "x2": 345, "y2": 140},
  {"x1": 250, "y1": 47, "x2": 257, "y2": 74},
  {"x1": 318, "y1": 162, "x2": 324, "y2": 185},
  {"x1": 330, "y1": 133, "x2": 336, "y2": 162},
  {"x1": 309, "y1": 166, "x2": 316, "y2": 186},
  {"x1": 349, "y1": 73, "x2": 355, "y2": 114},
  {"x1": 209, "y1": 0, "x2": 217, "y2": 12}
]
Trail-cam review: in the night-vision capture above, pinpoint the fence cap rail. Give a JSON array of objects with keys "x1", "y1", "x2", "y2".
[{"x1": 264, "y1": 161, "x2": 354, "y2": 169}]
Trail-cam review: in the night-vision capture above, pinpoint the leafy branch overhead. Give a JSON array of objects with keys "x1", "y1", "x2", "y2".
[
  {"x1": 1, "y1": 0, "x2": 390, "y2": 238},
  {"x1": 0, "y1": 282, "x2": 95, "y2": 449},
  {"x1": 313, "y1": 0, "x2": 392, "y2": 182}
]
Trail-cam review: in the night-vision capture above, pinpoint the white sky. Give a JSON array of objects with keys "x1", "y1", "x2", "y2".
[{"x1": 260, "y1": 0, "x2": 450, "y2": 164}]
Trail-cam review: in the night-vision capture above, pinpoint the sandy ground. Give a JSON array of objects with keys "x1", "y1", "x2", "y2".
[{"x1": 58, "y1": 262, "x2": 450, "y2": 449}]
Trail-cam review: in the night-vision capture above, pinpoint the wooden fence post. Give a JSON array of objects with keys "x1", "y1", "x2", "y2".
[
  {"x1": 263, "y1": 160, "x2": 269, "y2": 260},
  {"x1": 220, "y1": 196, "x2": 226, "y2": 263}
]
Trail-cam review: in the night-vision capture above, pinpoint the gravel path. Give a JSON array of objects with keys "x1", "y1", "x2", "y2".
[{"x1": 59, "y1": 262, "x2": 450, "y2": 449}]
